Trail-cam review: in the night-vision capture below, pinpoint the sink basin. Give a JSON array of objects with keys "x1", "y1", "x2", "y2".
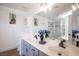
[{"x1": 48, "y1": 46, "x2": 68, "y2": 56}]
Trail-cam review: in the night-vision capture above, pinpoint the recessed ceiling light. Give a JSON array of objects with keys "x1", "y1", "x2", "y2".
[
  {"x1": 54, "y1": 6, "x2": 59, "y2": 9},
  {"x1": 22, "y1": 6, "x2": 27, "y2": 9}
]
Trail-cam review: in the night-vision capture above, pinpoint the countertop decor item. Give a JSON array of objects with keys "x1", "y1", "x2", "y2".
[
  {"x1": 44, "y1": 30, "x2": 50, "y2": 38},
  {"x1": 38, "y1": 30, "x2": 47, "y2": 44},
  {"x1": 38, "y1": 30, "x2": 50, "y2": 45}
]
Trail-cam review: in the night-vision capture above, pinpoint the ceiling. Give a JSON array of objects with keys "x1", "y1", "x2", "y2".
[
  {"x1": 37, "y1": 3, "x2": 72, "y2": 19},
  {"x1": 0, "y1": 3, "x2": 41, "y2": 13},
  {"x1": 0, "y1": 3, "x2": 72, "y2": 19}
]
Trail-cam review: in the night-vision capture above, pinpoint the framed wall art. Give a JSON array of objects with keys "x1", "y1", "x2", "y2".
[
  {"x1": 34, "y1": 18, "x2": 38, "y2": 26},
  {"x1": 9, "y1": 13, "x2": 16, "y2": 24}
]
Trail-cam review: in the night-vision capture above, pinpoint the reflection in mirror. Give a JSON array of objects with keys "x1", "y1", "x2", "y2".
[
  {"x1": 33, "y1": 3, "x2": 72, "y2": 41},
  {"x1": 72, "y1": 8, "x2": 79, "y2": 47}
]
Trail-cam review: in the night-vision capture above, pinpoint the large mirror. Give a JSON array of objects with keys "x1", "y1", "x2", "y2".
[{"x1": 32, "y1": 3, "x2": 72, "y2": 40}]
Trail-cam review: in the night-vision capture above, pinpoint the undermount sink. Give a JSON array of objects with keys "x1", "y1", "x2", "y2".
[
  {"x1": 48, "y1": 46, "x2": 68, "y2": 56},
  {"x1": 47, "y1": 41, "x2": 79, "y2": 56}
]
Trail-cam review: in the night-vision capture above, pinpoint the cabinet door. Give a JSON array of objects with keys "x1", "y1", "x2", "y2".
[
  {"x1": 23, "y1": 44, "x2": 29, "y2": 56},
  {"x1": 23, "y1": 40, "x2": 31, "y2": 56},
  {"x1": 30, "y1": 45, "x2": 39, "y2": 56},
  {"x1": 38, "y1": 50, "x2": 47, "y2": 56}
]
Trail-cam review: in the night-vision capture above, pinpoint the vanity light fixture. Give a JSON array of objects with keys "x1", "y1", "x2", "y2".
[
  {"x1": 40, "y1": 3, "x2": 47, "y2": 12},
  {"x1": 40, "y1": 3, "x2": 56, "y2": 12},
  {"x1": 72, "y1": 3, "x2": 79, "y2": 11}
]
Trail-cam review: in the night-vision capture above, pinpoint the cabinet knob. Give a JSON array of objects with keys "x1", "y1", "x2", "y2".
[
  {"x1": 26, "y1": 48, "x2": 28, "y2": 52},
  {"x1": 32, "y1": 49, "x2": 35, "y2": 51}
]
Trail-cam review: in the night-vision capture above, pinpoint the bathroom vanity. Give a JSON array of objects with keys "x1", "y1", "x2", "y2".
[
  {"x1": 17, "y1": 9, "x2": 79, "y2": 56},
  {"x1": 18, "y1": 34, "x2": 79, "y2": 56}
]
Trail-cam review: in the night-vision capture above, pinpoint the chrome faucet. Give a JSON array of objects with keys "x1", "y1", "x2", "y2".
[{"x1": 59, "y1": 40, "x2": 66, "y2": 48}]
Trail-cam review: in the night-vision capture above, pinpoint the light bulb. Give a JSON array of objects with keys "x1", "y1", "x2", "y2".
[{"x1": 72, "y1": 5, "x2": 77, "y2": 11}]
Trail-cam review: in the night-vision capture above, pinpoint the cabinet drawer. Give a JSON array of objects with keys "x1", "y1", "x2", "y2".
[{"x1": 30, "y1": 45, "x2": 39, "y2": 56}]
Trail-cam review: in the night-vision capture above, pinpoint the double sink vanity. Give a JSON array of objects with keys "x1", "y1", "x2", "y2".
[{"x1": 18, "y1": 33, "x2": 79, "y2": 56}]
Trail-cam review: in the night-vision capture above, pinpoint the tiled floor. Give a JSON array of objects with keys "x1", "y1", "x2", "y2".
[{"x1": 0, "y1": 48, "x2": 19, "y2": 56}]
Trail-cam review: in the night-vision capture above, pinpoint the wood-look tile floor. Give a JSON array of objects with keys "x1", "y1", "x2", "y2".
[{"x1": 0, "y1": 48, "x2": 19, "y2": 56}]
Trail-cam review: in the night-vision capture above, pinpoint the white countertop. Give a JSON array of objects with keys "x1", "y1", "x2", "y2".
[{"x1": 20, "y1": 33, "x2": 79, "y2": 56}]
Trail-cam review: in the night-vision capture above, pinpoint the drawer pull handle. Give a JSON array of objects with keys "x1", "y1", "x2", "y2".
[
  {"x1": 26, "y1": 48, "x2": 28, "y2": 52},
  {"x1": 32, "y1": 49, "x2": 35, "y2": 51}
]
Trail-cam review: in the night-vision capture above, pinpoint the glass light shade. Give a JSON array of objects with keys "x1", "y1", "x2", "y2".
[{"x1": 72, "y1": 5, "x2": 77, "y2": 11}]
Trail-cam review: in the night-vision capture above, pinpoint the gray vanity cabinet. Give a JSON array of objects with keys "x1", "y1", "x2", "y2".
[
  {"x1": 22, "y1": 40, "x2": 47, "y2": 56},
  {"x1": 23, "y1": 40, "x2": 31, "y2": 56}
]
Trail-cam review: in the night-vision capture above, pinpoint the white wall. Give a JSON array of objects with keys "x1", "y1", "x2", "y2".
[
  {"x1": 0, "y1": 6, "x2": 29, "y2": 52},
  {"x1": 32, "y1": 15, "x2": 49, "y2": 34}
]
